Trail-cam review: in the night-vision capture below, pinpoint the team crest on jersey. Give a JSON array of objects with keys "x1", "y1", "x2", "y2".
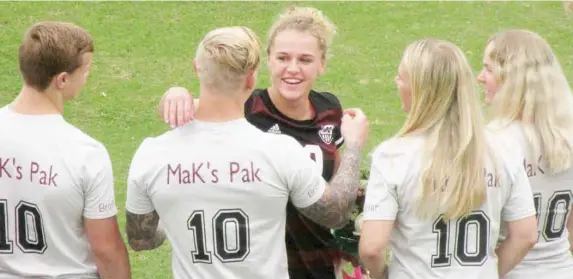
[{"x1": 318, "y1": 124, "x2": 334, "y2": 144}]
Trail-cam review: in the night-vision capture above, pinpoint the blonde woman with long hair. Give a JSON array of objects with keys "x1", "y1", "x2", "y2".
[
  {"x1": 479, "y1": 29, "x2": 573, "y2": 279},
  {"x1": 358, "y1": 39, "x2": 538, "y2": 279}
]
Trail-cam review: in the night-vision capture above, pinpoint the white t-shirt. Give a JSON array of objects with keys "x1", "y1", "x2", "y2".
[
  {"x1": 362, "y1": 132, "x2": 536, "y2": 279},
  {"x1": 0, "y1": 105, "x2": 118, "y2": 279},
  {"x1": 125, "y1": 118, "x2": 326, "y2": 279},
  {"x1": 495, "y1": 121, "x2": 573, "y2": 279}
]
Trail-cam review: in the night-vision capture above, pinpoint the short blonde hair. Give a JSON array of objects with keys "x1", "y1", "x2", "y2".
[
  {"x1": 266, "y1": 6, "x2": 336, "y2": 59},
  {"x1": 194, "y1": 26, "x2": 261, "y2": 92},
  {"x1": 397, "y1": 39, "x2": 490, "y2": 220},
  {"x1": 487, "y1": 29, "x2": 573, "y2": 174}
]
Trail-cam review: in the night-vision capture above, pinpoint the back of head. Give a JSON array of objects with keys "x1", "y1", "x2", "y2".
[
  {"x1": 194, "y1": 26, "x2": 261, "y2": 93},
  {"x1": 397, "y1": 39, "x2": 488, "y2": 220},
  {"x1": 18, "y1": 21, "x2": 93, "y2": 91},
  {"x1": 487, "y1": 29, "x2": 573, "y2": 174}
]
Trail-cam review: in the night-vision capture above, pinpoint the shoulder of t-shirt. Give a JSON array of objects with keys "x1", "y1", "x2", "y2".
[
  {"x1": 488, "y1": 120, "x2": 525, "y2": 147},
  {"x1": 370, "y1": 135, "x2": 424, "y2": 185},
  {"x1": 126, "y1": 129, "x2": 180, "y2": 184},
  {"x1": 486, "y1": 121, "x2": 526, "y2": 161},
  {"x1": 0, "y1": 106, "x2": 11, "y2": 122},
  {"x1": 309, "y1": 90, "x2": 343, "y2": 112},
  {"x1": 53, "y1": 122, "x2": 114, "y2": 188},
  {"x1": 245, "y1": 130, "x2": 306, "y2": 169},
  {"x1": 262, "y1": 133, "x2": 310, "y2": 176},
  {"x1": 58, "y1": 121, "x2": 110, "y2": 162},
  {"x1": 374, "y1": 135, "x2": 424, "y2": 158},
  {"x1": 248, "y1": 126, "x2": 302, "y2": 152},
  {"x1": 132, "y1": 129, "x2": 179, "y2": 161},
  {"x1": 483, "y1": 127, "x2": 525, "y2": 186}
]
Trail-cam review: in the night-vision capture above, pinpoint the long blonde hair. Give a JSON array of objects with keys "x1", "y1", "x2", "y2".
[
  {"x1": 487, "y1": 30, "x2": 573, "y2": 174},
  {"x1": 397, "y1": 39, "x2": 489, "y2": 220},
  {"x1": 194, "y1": 26, "x2": 261, "y2": 92}
]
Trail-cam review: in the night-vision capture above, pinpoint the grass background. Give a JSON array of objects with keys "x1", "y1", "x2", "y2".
[{"x1": 1, "y1": 2, "x2": 572, "y2": 278}]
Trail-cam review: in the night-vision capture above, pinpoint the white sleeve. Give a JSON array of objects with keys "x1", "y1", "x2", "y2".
[
  {"x1": 282, "y1": 138, "x2": 326, "y2": 208},
  {"x1": 82, "y1": 145, "x2": 118, "y2": 219},
  {"x1": 502, "y1": 165, "x2": 536, "y2": 221},
  {"x1": 363, "y1": 148, "x2": 399, "y2": 221},
  {"x1": 125, "y1": 139, "x2": 156, "y2": 215}
]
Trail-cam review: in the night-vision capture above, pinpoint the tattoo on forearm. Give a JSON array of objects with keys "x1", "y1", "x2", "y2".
[
  {"x1": 298, "y1": 146, "x2": 361, "y2": 229},
  {"x1": 125, "y1": 211, "x2": 166, "y2": 251}
]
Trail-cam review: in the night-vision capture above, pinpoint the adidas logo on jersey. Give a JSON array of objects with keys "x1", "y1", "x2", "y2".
[{"x1": 267, "y1": 124, "x2": 281, "y2": 134}]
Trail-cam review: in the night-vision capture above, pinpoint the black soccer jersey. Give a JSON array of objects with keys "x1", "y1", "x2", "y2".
[{"x1": 244, "y1": 88, "x2": 345, "y2": 278}]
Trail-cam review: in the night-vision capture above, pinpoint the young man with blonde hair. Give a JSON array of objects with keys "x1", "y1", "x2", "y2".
[{"x1": 0, "y1": 21, "x2": 130, "y2": 278}]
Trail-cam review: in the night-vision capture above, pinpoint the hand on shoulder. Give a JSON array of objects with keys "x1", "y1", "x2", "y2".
[{"x1": 158, "y1": 86, "x2": 195, "y2": 127}]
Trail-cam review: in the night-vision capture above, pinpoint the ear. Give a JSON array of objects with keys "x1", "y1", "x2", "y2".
[
  {"x1": 193, "y1": 59, "x2": 199, "y2": 75},
  {"x1": 52, "y1": 72, "x2": 68, "y2": 90},
  {"x1": 245, "y1": 69, "x2": 258, "y2": 92}
]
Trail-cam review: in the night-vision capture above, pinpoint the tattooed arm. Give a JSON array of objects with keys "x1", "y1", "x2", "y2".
[
  {"x1": 332, "y1": 149, "x2": 342, "y2": 175},
  {"x1": 297, "y1": 146, "x2": 362, "y2": 229},
  {"x1": 285, "y1": 108, "x2": 368, "y2": 229},
  {"x1": 125, "y1": 210, "x2": 166, "y2": 251}
]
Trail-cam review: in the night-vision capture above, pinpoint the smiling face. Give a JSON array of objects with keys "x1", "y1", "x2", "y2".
[
  {"x1": 267, "y1": 29, "x2": 325, "y2": 101},
  {"x1": 477, "y1": 42, "x2": 500, "y2": 105}
]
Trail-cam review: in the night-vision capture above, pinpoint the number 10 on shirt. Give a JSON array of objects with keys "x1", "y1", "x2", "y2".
[
  {"x1": 431, "y1": 210, "x2": 490, "y2": 267},
  {"x1": 187, "y1": 209, "x2": 251, "y2": 264}
]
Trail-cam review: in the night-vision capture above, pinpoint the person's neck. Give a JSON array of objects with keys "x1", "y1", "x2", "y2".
[
  {"x1": 194, "y1": 87, "x2": 246, "y2": 122},
  {"x1": 10, "y1": 84, "x2": 63, "y2": 115},
  {"x1": 268, "y1": 86, "x2": 314, "y2": 121}
]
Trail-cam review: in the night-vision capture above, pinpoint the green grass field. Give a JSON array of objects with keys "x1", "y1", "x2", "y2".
[{"x1": 1, "y1": 1, "x2": 573, "y2": 278}]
